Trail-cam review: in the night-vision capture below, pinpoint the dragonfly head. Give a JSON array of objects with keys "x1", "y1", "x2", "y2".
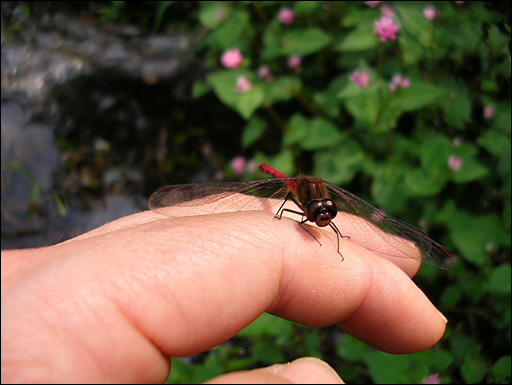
[{"x1": 305, "y1": 199, "x2": 338, "y2": 227}]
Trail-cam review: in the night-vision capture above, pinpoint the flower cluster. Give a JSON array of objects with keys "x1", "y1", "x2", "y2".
[
  {"x1": 448, "y1": 155, "x2": 463, "y2": 171},
  {"x1": 423, "y1": 6, "x2": 437, "y2": 20},
  {"x1": 235, "y1": 76, "x2": 252, "y2": 93},
  {"x1": 221, "y1": 48, "x2": 243, "y2": 69},
  {"x1": 388, "y1": 74, "x2": 411, "y2": 91},
  {"x1": 349, "y1": 71, "x2": 370, "y2": 88},
  {"x1": 278, "y1": 7, "x2": 294, "y2": 24},
  {"x1": 374, "y1": 16, "x2": 399, "y2": 42}
]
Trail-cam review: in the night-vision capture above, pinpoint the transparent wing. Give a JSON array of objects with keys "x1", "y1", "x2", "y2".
[
  {"x1": 148, "y1": 178, "x2": 294, "y2": 217},
  {"x1": 148, "y1": 177, "x2": 454, "y2": 269},
  {"x1": 325, "y1": 183, "x2": 454, "y2": 269}
]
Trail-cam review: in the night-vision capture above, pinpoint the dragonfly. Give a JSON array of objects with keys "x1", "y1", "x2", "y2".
[{"x1": 148, "y1": 163, "x2": 455, "y2": 269}]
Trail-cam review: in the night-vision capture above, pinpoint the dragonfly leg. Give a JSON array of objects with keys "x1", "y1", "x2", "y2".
[
  {"x1": 274, "y1": 198, "x2": 305, "y2": 220},
  {"x1": 273, "y1": 201, "x2": 321, "y2": 246},
  {"x1": 298, "y1": 218, "x2": 322, "y2": 246},
  {"x1": 329, "y1": 222, "x2": 348, "y2": 260}
]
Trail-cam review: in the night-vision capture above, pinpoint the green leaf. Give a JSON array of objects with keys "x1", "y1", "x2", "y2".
[
  {"x1": 237, "y1": 88, "x2": 264, "y2": 119},
  {"x1": 313, "y1": 140, "x2": 364, "y2": 185},
  {"x1": 242, "y1": 117, "x2": 266, "y2": 147},
  {"x1": 371, "y1": 163, "x2": 410, "y2": 212},
  {"x1": 488, "y1": 265, "x2": 512, "y2": 296},
  {"x1": 293, "y1": 1, "x2": 323, "y2": 15},
  {"x1": 336, "y1": 24, "x2": 377, "y2": 52},
  {"x1": 167, "y1": 357, "x2": 192, "y2": 383},
  {"x1": 344, "y1": 91, "x2": 380, "y2": 130},
  {"x1": 478, "y1": 130, "x2": 511, "y2": 157},
  {"x1": 395, "y1": 4, "x2": 433, "y2": 46},
  {"x1": 405, "y1": 168, "x2": 444, "y2": 196},
  {"x1": 388, "y1": 82, "x2": 450, "y2": 112},
  {"x1": 198, "y1": 3, "x2": 229, "y2": 29},
  {"x1": 336, "y1": 334, "x2": 370, "y2": 363},
  {"x1": 284, "y1": 115, "x2": 344, "y2": 150},
  {"x1": 261, "y1": 76, "x2": 301, "y2": 105},
  {"x1": 418, "y1": 134, "x2": 452, "y2": 176},
  {"x1": 192, "y1": 78, "x2": 211, "y2": 99},
  {"x1": 443, "y1": 92, "x2": 472, "y2": 129},
  {"x1": 364, "y1": 352, "x2": 428, "y2": 384},
  {"x1": 461, "y1": 356, "x2": 488, "y2": 383},
  {"x1": 450, "y1": 332, "x2": 482, "y2": 361},
  {"x1": 191, "y1": 350, "x2": 223, "y2": 383},
  {"x1": 451, "y1": 157, "x2": 488, "y2": 183},
  {"x1": 300, "y1": 118, "x2": 344, "y2": 150},
  {"x1": 440, "y1": 284, "x2": 462, "y2": 309},
  {"x1": 210, "y1": 10, "x2": 252, "y2": 49},
  {"x1": 399, "y1": 34, "x2": 425, "y2": 64},
  {"x1": 250, "y1": 340, "x2": 286, "y2": 363},
  {"x1": 313, "y1": 76, "x2": 346, "y2": 117},
  {"x1": 494, "y1": 106, "x2": 512, "y2": 133},
  {"x1": 261, "y1": 22, "x2": 282, "y2": 60},
  {"x1": 448, "y1": 213, "x2": 509, "y2": 266},
  {"x1": 281, "y1": 28, "x2": 331, "y2": 56},
  {"x1": 283, "y1": 113, "x2": 309, "y2": 146},
  {"x1": 491, "y1": 356, "x2": 512, "y2": 383},
  {"x1": 208, "y1": 70, "x2": 264, "y2": 119}
]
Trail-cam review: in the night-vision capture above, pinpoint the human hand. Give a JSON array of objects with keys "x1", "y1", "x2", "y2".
[{"x1": 1, "y1": 210, "x2": 447, "y2": 383}]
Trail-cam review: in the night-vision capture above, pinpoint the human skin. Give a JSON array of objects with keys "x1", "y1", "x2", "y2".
[{"x1": 1, "y1": 210, "x2": 447, "y2": 383}]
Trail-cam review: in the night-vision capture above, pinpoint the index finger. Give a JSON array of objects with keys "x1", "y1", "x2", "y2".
[{"x1": 67, "y1": 210, "x2": 446, "y2": 354}]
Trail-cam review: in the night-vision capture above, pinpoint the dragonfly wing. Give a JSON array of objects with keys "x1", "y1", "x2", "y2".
[
  {"x1": 325, "y1": 184, "x2": 454, "y2": 269},
  {"x1": 148, "y1": 178, "x2": 293, "y2": 218}
]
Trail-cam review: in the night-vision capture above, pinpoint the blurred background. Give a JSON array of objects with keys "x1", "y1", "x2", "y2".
[{"x1": 1, "y1": 1, "x2": 510, "y2": 383}]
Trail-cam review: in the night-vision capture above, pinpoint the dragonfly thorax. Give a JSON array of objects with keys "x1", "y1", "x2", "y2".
[{"x1": 305, "y1": 199, "x2": 338, "y2": 227}]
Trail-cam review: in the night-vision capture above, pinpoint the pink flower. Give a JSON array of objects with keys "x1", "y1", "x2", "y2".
[
  {"x1": 380, "y1": 5, "x2": 395, "y2": 17},
  {"x1": 215, "y1": 170, "x2": 225, "y2": 181},
  {"x1": 365, "y1": 1, "x2": 382, "y2": 7},
  {"x1": 216, "y1": 10, "x2": 225, "y2": 22},
  {"x1": 288, "y1": 55, "x2": 302, "y2": 68},
  {"x1": 221, "y1": 48, "x2": 243, "y2": 69},
  {"x1": 231, "y1": 156, "x2": 246, "y2": 175},
  {"x1": 278, "y1": 7, "x2": 294, "y2": 24},
  {"x1": 246, "y1": 160, "x2": 257, "y2": 174},
  {"x1": 423, "y1": 6, "x2": 437, "y2": 20},
  {"x1": 484, "y1": 105, "x2": 495, "y2": 119},
  {"x1": 257, "y1": 65, "x2": 270, "y2": 79},
  {"x1": 235, "y1": 75, "x2": 252, "y2": 93},
  {"x1": 349, "y1": 70, "x2": 370, "y2": 88},
  {"x1": 448, "y1": 155, "x2": 463, "y2": 171},
  {"x1": 388, "y1": 74, "x2": 411, "y2": 91},
  {"x1": 375, "y1": 16, "x2": 399, "y2": 42},
  {"x1": 421, "y1": 373, "x2": 441, "y2": 384}
]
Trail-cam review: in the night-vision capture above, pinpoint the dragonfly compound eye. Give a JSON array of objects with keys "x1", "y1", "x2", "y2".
[{"x1": 305, "y1": 199, "x2": 337, "y2": 227}]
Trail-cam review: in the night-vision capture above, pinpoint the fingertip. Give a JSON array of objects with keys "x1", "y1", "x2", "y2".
[
  {"x1": 205, "y1": 357, "x2": 343, "y2": 384},
  {"x1": 273, "y1": 357, "x2": 344, "y2": 384}
]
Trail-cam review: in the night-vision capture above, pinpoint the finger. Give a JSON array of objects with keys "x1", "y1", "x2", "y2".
[
  {"x1": 205, "y1": 357, "x2": 343, "y2": 384},
  {"x1": 66, "y1": 210, "x2": 422, "y2": 277},
  {"x1": 70, "y1": 211, "x2": 445, "y2": 355}
]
